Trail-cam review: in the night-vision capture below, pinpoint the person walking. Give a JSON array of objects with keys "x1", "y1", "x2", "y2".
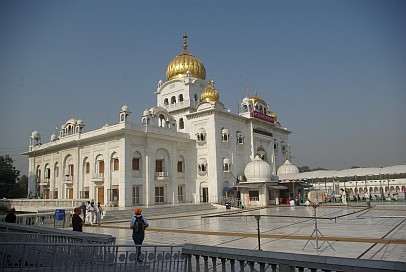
[
  {"x1": 5, "y1": 208, "x2": 17, "y2": 223},
  {"x1": 364, "y1": 189, "x2": 371, "y2": 208},
  {"x1": 341, "y1": 189, "x2": 347, "y2": 206},
  {"x1": 95, "y1": 202, "x2": 103, "y2": 225},
  {"x1": 130, "y1": 208, "x2": 149, "y2": 262},
  {"x1": 72, "y1": 207, "x2": 84, "y2": 232},
  {"x1": 87, "y1": 202, "x2": 95, "y2": 226}
]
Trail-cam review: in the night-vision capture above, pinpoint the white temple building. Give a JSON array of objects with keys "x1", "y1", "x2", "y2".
[{"x1": 23, "y1": 33, "x2": 293, "y2": 207}]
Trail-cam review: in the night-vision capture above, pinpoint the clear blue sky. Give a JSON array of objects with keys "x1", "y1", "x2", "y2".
[{"x1": 1, "y1": 0, "x2": 405, "y2": 175}]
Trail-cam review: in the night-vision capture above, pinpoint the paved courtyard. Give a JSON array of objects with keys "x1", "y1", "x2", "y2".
[{"x1": 83, "y1": 203, "x2": 406, "y2": 263}]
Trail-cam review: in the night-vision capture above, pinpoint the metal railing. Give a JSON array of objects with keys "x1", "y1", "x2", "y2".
[
  {"x1": 182, "y1": 244, "x2": 406, "y2": 272},
  {"x1": 0, "y1": 242, "x2": 184, "y2": 272},
  {"x1": 0, "y1": 223, "x2": 116, "y2": 244}
]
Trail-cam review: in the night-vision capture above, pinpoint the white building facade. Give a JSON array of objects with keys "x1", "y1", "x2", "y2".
[{"x1": 24, "y1": 33, "x2": 291, "y2": 207}]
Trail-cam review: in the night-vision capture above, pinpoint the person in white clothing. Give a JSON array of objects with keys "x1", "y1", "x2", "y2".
[
  {"x1": 364, "y1": 189, "x2": 371, "y2": 208},
  {"x1": 87, "y1": 202, "x2": 95, "y2": 226},
  {"x1": 95, "y1": 202, "x2": 103, "y2": 225},
  {"x1": 341, "y1": 189, "x2": 347, "y2": 205}
]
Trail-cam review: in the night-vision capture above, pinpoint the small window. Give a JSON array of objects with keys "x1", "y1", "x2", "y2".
[
  {"x1": 155, "y1": 187, "x2": 164, "y2": 203},
  {"x1": 132, "y1": 158, "x2": 140, "y2": 171},
  {"x1": 164, "y1": 98, "x2": 169, "y2": 106},
  {"x1": 179, "y1": 118, "x2": 184, "y2": 129},
  {"x1": 178, "y1": 186, "x2": 184, "y2": 202},
  {"x1": 223, "y1": 158, "x2": 231, "y2": 172},
  {"x1": 249, "y1": 190, "x2": 259, "y2": 201},
  {"x1": 221, "y1": 128, "x2": 229, "y2": 142},
  {"x1": 113, "y1": 158, "x2": 119, "y2": 171},
  {"x1": 69, "y1": 164, "x2": 74, "y2": 176},
  {"x1": 236, "y1": 132, "x2": 244, "y2": 144},
  {"x1": 99, "y1": 161, "x2": 105, "y2": 173},
  {"x1": 85, "y1": 162, "x2": 90, "y2": 174},
  {"x1": 178, "y1": 94, "x2": 184, "y2": 102},
  {"x1": 171, "y1": 96, "x2": 176, "y2": 104},
  {"x1": 177, "y1": 161, "x2": 184, "y2": 173}
]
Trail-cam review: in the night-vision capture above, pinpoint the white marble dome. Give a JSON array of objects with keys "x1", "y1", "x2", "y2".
[
  {"x1": 244, "y1": 155, "x2": 273, "y2": 182},
  {"x1": 122, "y1": 105, "x2": 130, "y2": 112},
  {"x1": 277, "y1": 159, "x2": 299, "y2": 175},
  {"x1": 31, "y1": 130, "x2": 40, "y2": 139}
]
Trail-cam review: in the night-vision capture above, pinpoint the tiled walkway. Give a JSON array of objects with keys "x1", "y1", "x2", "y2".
[{"x1": 83, "y1": 203, "x2": 406, "y2": 262}]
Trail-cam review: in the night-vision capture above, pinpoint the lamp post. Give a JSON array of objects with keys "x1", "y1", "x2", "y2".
[{"x1": 255, "y1": 215, "x2": 261, "y2": 251}]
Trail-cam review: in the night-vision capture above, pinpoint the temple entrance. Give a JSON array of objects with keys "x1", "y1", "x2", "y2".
[
  {"x1": 98, "y1": 187, "x2": 104, "y2": 205},
  {"x1": 201, "y1": 187, "x2": 208, "y2": 202}
]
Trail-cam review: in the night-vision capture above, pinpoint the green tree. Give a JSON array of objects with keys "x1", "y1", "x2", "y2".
[
  {"x1": 9, "y1": 175, "x2": 28, "y2": 198},
  {"x1": 298, "y1": 166, "x2": 311, "y2": 173},
  {"x1": 0, "y1": 155, "x2": 20, "y2": 199}
]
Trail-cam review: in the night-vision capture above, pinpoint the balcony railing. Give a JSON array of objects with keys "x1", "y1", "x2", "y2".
[
  {"x1": 38, "y1": 178, "x2": 50, "y2": 186},
  {"x1": 92, "y1": 172, "x2": 105, "y2": 182},
  {"x1": 155, "y1": 171, "x2": 169, "y2": 180},
  {"x1": 63, "y1": 176, "x2": 73, "y2": 183}
]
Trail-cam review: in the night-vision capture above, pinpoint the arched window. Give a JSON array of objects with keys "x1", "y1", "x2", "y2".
[
  {"x1": 196, "y1": 128, "x2": 206, "y2": 144},
  {"x1": 236, "y1": 131, "x2": 244, "y2": 144},
  {"x1": 132, "y1": 152, "x2": 142, "y2": 171},
  {"x1": 164, "y1": 98, "x2": 169, "y2": 106},
  {"x1": 179, "y1": 118, "x2": 184, "y2": 129},
  {"x1": 197, "y1": 158, "x2": 207, "y2": 175},
  {"x1": 177, "y1": 156, "x2": 184, "y2": 173},
  {"x1": 178, "y1": 94, "x2": 184, "y2": 102},
  {"x1": 223, "y1": 158, "x2": 231, "y2": 172},
  {"x1": 221, "y1": 128, "x2": 229, "y2": 142},
  {"x1": 171, "y1": 96, "x2": 176, "y2": 104}
]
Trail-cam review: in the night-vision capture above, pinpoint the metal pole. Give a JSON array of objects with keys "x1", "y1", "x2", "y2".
[
  {"x1": 314, "y1": 206, "x2": 319, "y2": 253},
  {"x1": 255, "y1": 215, "x2": 261, "y2": 251}
]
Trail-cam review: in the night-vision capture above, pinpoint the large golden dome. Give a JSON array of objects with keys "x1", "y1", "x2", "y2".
[
  {"x1": 166, "y1": 33, "x2": 206, "y2": 81},
  {"x1": 200, "y1": 80, "x2": 219, "y2": 102}
]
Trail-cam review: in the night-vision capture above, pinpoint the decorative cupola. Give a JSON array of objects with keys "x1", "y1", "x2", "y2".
[
  {"x1": 120, "y1": 105, "x2": 131, "y2": 123},
  {"x1": 30, "y1": 130, "x2": 41, "y2": 147},
  {"x1": 244, "y1": 155, "x2": 273, "y2": 182},
  {"x1": 166, "y1": 32, "x2": 206, "y2": 81},
  {"x1": 277, "y1": 152, "x2": 299, "y2": 175},
  {"x1": 200, "y1": 80, "x2": 219, "y2": 102}
]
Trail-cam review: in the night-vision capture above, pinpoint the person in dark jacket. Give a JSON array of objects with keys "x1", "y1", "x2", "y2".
[
  {"x1": 72, "y1": 207, "x2": 84, "y2": 232},
  {"x1": 5, "y1": 208, "x2": 16, "y2": 223},
  {"x1": 130, "y1": 208, "x2": 149, "y2": 262}
]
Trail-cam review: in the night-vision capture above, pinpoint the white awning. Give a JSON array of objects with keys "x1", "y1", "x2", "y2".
[
  {"x1": 278, "y1": 165, "x2": 406, "y2": 181},
  {"x1": 269, "y1": 185, "x2": 288, "y2": 190},
  {"x1": 234, "y1": 183, "x2": 263, "y2": 189}
]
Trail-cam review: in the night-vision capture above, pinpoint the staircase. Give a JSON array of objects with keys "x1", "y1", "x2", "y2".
[{"x1": 102, "y1": 203, "x2": 217, "y2": 222}]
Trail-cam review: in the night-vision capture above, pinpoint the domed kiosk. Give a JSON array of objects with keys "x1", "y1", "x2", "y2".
[{"x1": 235, "y1": 155, "x2": 282, "y2": 207}]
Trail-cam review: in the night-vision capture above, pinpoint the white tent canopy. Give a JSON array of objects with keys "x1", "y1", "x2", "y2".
[{"x1": 278, "y1": 165, "x2": 406, "y2": 181}]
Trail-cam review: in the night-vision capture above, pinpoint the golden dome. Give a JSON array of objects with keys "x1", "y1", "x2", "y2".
[
  {"x1": 166, "y1": 33, "x2": 206, "y2": 81},
  {"x1": 249, "y1": 96, "x2": 266, "y2": 105},
  {"x1": 200, "y1": 80, "x2": 219, "y2": 102}
]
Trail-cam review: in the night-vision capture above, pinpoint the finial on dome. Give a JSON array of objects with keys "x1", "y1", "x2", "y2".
[{"x1": 183, "y1": 32, "x2": 188, "y2": 51}]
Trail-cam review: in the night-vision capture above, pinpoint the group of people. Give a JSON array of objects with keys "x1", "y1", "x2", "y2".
[
  {"x1": 71, "y1": 200, "x2": 103, "y2": 232},
  {"x1": 80, "y1": 201, "x2": 103, "y2": 226}
]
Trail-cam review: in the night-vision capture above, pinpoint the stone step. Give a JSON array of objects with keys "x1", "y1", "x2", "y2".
[{"x1": 102, "y1": 203, "x2": 216, "y2": 221}]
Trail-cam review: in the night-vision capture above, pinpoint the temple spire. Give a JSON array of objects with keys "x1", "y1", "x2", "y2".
[{"x1": 183, "y1": 32, "x2": 188, "y2": 51}]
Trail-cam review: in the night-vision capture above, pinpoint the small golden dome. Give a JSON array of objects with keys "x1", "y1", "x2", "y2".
[
  {"x1": 166, "y1": 33, "x2": 206, "y2": 81},
  {"x1": 270, "y1": 111, "x2": 277, "y2": 121},
  {"x1": 200, "y1": 80, "x2": 219, "y2": 102},
  {"x1": 249, "y1": 96, "x2": 266, "y2": 105}
]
